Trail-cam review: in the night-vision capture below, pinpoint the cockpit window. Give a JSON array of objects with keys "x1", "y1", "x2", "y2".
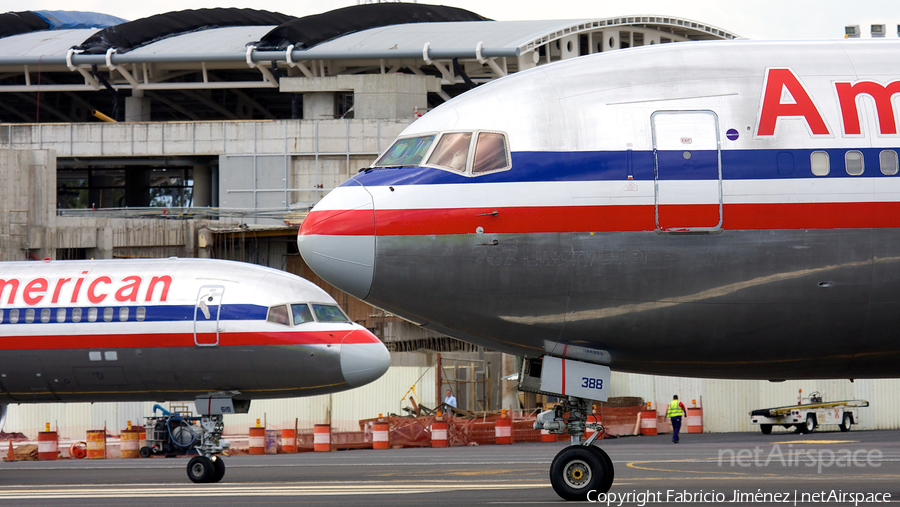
[
  {"x1": 291, "y1": 303, "x2": 314, "y2": 325},
  {"x1": 472, "y1": 132, "x2": 510, "y2": 174},
  {"x1": 311, "y1": 304, "x2": 350, "y2": 323},
  {"x1": 375, "y1": 135, "x2": 436, "y2": 167},
  {"x1": 427, "y1": 133, "x2": 472, "y2": 172},
  {"x1": 267, "y1": 304, "x2": 290, "y2": 326}
]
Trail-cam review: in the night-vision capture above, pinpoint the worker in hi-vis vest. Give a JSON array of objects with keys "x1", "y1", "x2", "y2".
[{"x1": 667, "y1": 395, "x2": 687, "y2": 443}]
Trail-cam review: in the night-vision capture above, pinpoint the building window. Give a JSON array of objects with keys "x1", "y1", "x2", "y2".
[
  {"x1": 845, "y1": 150, "x2": 864, "y2": 176},
  {"x1": 811, "y1": 151, "x2": 830, "y2": 176},
  {"x1": 880, "y1": 150, "x2": 898, "y2": 175}
]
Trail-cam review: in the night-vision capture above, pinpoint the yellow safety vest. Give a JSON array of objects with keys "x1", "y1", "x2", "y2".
[{"x1": 667, "y1": 400, "x2": 683, "y2": 418}]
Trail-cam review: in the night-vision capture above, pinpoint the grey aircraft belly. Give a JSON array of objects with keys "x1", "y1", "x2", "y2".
[{"x1": 360, "y1": 229, "x2": 899, "y2": 380}]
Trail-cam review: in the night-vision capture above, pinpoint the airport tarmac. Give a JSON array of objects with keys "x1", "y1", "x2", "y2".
[{"x1": 1, "y1": 429, "x2": 898, "y2": 506}]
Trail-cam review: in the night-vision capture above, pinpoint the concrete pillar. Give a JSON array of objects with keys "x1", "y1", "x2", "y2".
[
  {"x1": 501, "y1": 353, "x2": 519, "y2": 412},
  {"x1": 303, "y1": 92, "x2": 336, "y2": 120},
  {"x1": 603, "y1": 32, "x2": 619, "y2": 51},
  {"x1": 125, "y1": 90, "x2": 151, "y2": 122},
  {"x1": 192, "y1": 165, "x2": 211, "y2": 207}
]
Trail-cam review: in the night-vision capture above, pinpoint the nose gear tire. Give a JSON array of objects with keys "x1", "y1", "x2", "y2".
[{"x1": 550, "y1": 445, "x2": 612, "y2": 501}]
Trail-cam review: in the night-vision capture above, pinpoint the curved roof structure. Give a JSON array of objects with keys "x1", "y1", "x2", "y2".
[{"x1": 0, "y1": 5, "x2": 737, "y2": 123}]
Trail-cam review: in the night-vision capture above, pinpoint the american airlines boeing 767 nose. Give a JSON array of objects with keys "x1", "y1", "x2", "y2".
[{"x1": 298, "y1": 181, "x2": 376, "y2": 300}]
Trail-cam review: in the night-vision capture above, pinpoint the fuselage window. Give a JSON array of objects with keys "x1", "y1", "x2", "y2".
[
  {"x1": 88, "y1": 308, "x2": 98, "y2": 322},
  {"x1": 267, "y1": 304, "x2": 290, "y2": 326},
  {"x1": 880, "y1": 150, "x2": 898, "y2": 175},
  {"x1": 72, "y1": 308, "x2": 82, "y2": 323},
  {"x1": 25, "y1": 309, "x2": 34, "y2": 323},
  {"x1": 810, "y1": 151, "x2": 830, "y2": 176},
  {"x1": 103, "y1": 307, "x2": 114, "y2": 322},
  {"x1": 427, "y1": 133, "x2": 472, "y2": 172},
  {"x1": 119, "y1": 307, "x2": 129, "y2": 322},
  {"x1": 56, "y1": 308, "x2": 66, "y2": 323},
  {"x1": 0, "y1": 310, "x2": 3, "y2": 323},
  {"x1": 40, "y1": 308, "x2": 50, "y2": 323},
  {"x1": 375, "y1": 135, "x2": 436, "y2": 167},
  {"x1": 136, "y1": 307, "x2": 146, "y2": 321},
  {"x1": 311, "y1": 304, "x2": 350, "y2": 323},
  {"x1": 845, "y1": 150, "x2": 864, "y2": 176},
  {"x1": 9, "y1": 309, "x2": 18, "y2": 324},
  {"x1": 472, "y1": 132, "x2": 511, "y2": 174},
  {"x1": 291, "y1": 303, "x2": 314, "y2": 325}
]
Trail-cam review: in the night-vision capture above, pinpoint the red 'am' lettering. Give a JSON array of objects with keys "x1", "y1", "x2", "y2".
[
  {"x1": 23, "y1": 278, "x2": 48, "y2": 305},
  {"x1": 757, "y1": 68, "x2": 830, "y2": 136},
  {"x1": 88, "y1": 276, "x2": 112, "y2": 304},
  {"x1": 0, "y1": 279, "x2": 19, "y2": 305},
  {"x1": 115, "y1": 276, "x2": 142, "y2": 302},
  {"x1": 836, "y1": 81, "x2": 900, "y2": 135},
  {"x1": 145, "y1": 276, "x2": 172, "y2": 302}
]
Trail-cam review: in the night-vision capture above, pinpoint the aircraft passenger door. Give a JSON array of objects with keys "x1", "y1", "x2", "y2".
[
  {"x1": 651, "y1": 111, "x2": 723, "y2": 232},
  {"x1": 194, "y1": 286, "x2": 224, "y2": 347}
]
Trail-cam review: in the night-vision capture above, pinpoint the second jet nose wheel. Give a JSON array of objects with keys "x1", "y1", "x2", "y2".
[
  {"x1": 187, "y1": 456, "x2": 214, "y2": 483},
  {"x1": 550, "y1": 445, "x2": 614, "y2": 501}
]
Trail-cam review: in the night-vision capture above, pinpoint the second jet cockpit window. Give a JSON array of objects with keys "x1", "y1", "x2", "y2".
[
  {"x1": 267, "y1": 304, "x2": 290, "y2": 326},
  {"x1": 312, "y1": 304, "x2": 350, "y2": 323},
  {"x1": 292, "y1": 303, "x2": 314, "y2": 325}
]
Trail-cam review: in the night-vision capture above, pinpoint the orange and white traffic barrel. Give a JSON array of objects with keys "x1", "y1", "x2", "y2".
[
  {"x1": 373, "y1": 422, "x2": 389, "y2": 449},
  {"x1": 120, "y1": 429, "x2": 141, "y2": 459},
  {"x1": 431, "y1": 421, "x2": 448, "y2": 447},
  {"x1": 495, "y1": 417, "x2": 512, "y2": 445},
  {"x1": 38, "y1": 431, "x2": 58, "y2": 460},
  {"x1": 640, "y1": 411, "x2": 658, "y2": 436},
  {"x1": 314, "y1": 424, "x2": 331, "y2": 452},
  {"x1": 281, "y1": 429, "x2": 297, "y2": 453},
  {"x1": 86, "y1": 430, "x2": 106, "y2": 459},
  {"x1": 249, "y1": 427, "x2": 266, "y2": 455},
  {"x1": 687, "y1": 407, "x2": 703, "y2": 433}
]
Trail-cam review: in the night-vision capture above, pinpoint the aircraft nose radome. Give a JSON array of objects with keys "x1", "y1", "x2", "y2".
[
  {"x1": 298, "y1": 183, "x2": 375, "y2": 300},
  {"x1": 340, "y1": 333, "x2": 391, "y2": 388}
]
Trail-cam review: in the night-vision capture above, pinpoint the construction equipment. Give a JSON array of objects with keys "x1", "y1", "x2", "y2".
[{"x1": 750, "y1": 391, "x2": 869, "y2": 434}]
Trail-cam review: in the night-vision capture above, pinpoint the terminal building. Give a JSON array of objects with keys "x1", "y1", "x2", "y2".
[{"x1": 3, "y1": 4, "x2": 897, "y2": 438}]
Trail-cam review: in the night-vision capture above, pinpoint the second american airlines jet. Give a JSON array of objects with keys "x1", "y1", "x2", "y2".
[
  {"x1": 299, "y1": 39, "x2": 900, "y2": 499},
  {"x1": 0, "y1": 258, "x2": 390, "y2": 483}
]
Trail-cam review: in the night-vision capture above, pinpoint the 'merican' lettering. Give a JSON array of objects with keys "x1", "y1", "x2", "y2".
[
  {"x1": 0, "y1": 273, "x2": 173, "y2": 306},
  {"x1": 757, "y1": 68, "x2": 830, "y2": 136},
  {"x1": 836, "y1": 81, "x2": 900, "y2": 135}
]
